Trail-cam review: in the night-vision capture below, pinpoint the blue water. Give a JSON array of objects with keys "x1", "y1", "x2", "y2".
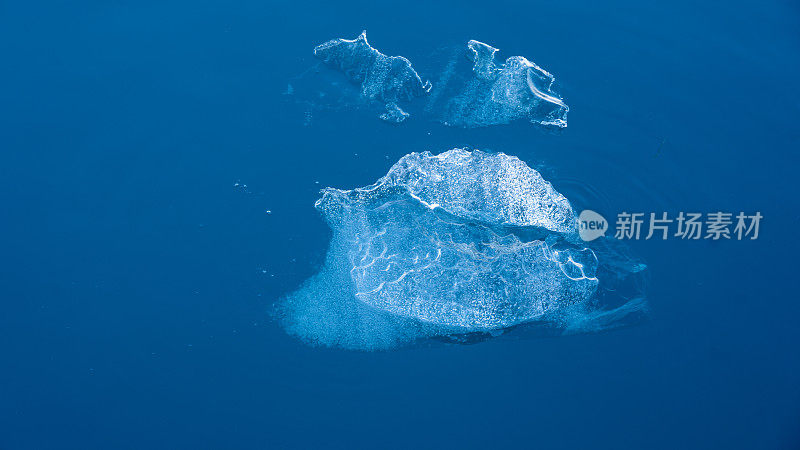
[{"x1": 2, "y1": 0, "x2": 799, "y2": 448}]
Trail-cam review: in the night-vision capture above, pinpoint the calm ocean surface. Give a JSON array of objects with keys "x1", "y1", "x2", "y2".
[{"x1": 1, "y1": 0, "x2": 799, "y2": 448}]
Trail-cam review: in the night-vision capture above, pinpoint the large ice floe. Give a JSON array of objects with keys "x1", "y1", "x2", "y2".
[
  {"x1": 289, "y1": 32, "x2": 568, "y2": 127},
  {"x1": 277, "y1": 149, "x2": 647, "y2": 350}
]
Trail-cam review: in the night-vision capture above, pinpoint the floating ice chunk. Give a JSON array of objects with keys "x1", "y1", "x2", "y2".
[
  {"x1": 426, "y1": 40, "x2": 569, "y2": 128},
  {"x1": 313, "y1": 31, "x2": 431, "y2": 120},
  {"x1": 276, "y1": 149, "x2": 639, "y2": 349},
  {"x1": 290, "y1": 36, "x2": 566, "y2": 128},
  {"x1": 314, "y1": 149, "x2": 594, "y2": 330}
]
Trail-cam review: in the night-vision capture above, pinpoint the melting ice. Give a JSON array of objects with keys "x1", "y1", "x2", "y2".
[
  {"x1": 292, "y1": 33, "x2": 568, "y2": 128},
  {"x1": 312, "y1": 31, "x2": 431, "y2": 123},
  {"x1": 277, "y1": 150, "x2": 646, "y2": 350},
  {"x1": 426, "y1": 40, "x2": 569, "y2": 128}
]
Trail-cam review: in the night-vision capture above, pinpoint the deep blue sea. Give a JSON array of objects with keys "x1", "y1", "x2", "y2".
[{"x1": 2, "y1": 0, "x2": 800, "y2": 448}]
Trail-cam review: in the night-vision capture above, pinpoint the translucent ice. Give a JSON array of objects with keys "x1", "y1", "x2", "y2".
[
  {"x1": 291, "y1": 35, "x2": 567, "y2": 128},
  {"x1": 313, "y1": 31, "x2": 431, "y2": 119},
  {"x1": 314, "y1": 149, "x2": 594, "y2": 329},
  {"x1": 425, "y1": 41, "x2": 569, "y2": 128},
  {"x1": 276, "y1": 150, "x2": 644, "y2": 350},
  {"x1": 366, "y1": 149, "x2": 578, "y2": 233}
]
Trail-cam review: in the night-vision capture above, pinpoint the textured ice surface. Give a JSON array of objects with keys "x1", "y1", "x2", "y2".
[
  {"x1": 313, "y1": 31, "x2": 430, "y2": 120},
  {"x1": 372, "y1": 149, "x2": 578, "y2": 233},
  {"x1": 291, "y1": 35, "x2": 567, "y2": 128},
  {"x1": 276, "y1": 149, "x2": 645, "y2": 350},
  {"x1": 425, "y1": 41, "x2": 569, "y2": 128},
  {"x1": 315, "y1": 149, "x2": 594, "y2": 329}
]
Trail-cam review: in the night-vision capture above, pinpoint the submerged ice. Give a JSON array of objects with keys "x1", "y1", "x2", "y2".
[
  {"x1": 317, "y1": 150, "x2": 596, "y2": 329},
  {"x1": 278, "y1": 150, "x2": 641, "y2": 349}
]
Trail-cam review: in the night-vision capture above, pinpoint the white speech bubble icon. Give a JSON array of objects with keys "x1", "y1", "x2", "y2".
[{"x1": 578, "y1": 210, "x2": 608, "y2": 242}]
